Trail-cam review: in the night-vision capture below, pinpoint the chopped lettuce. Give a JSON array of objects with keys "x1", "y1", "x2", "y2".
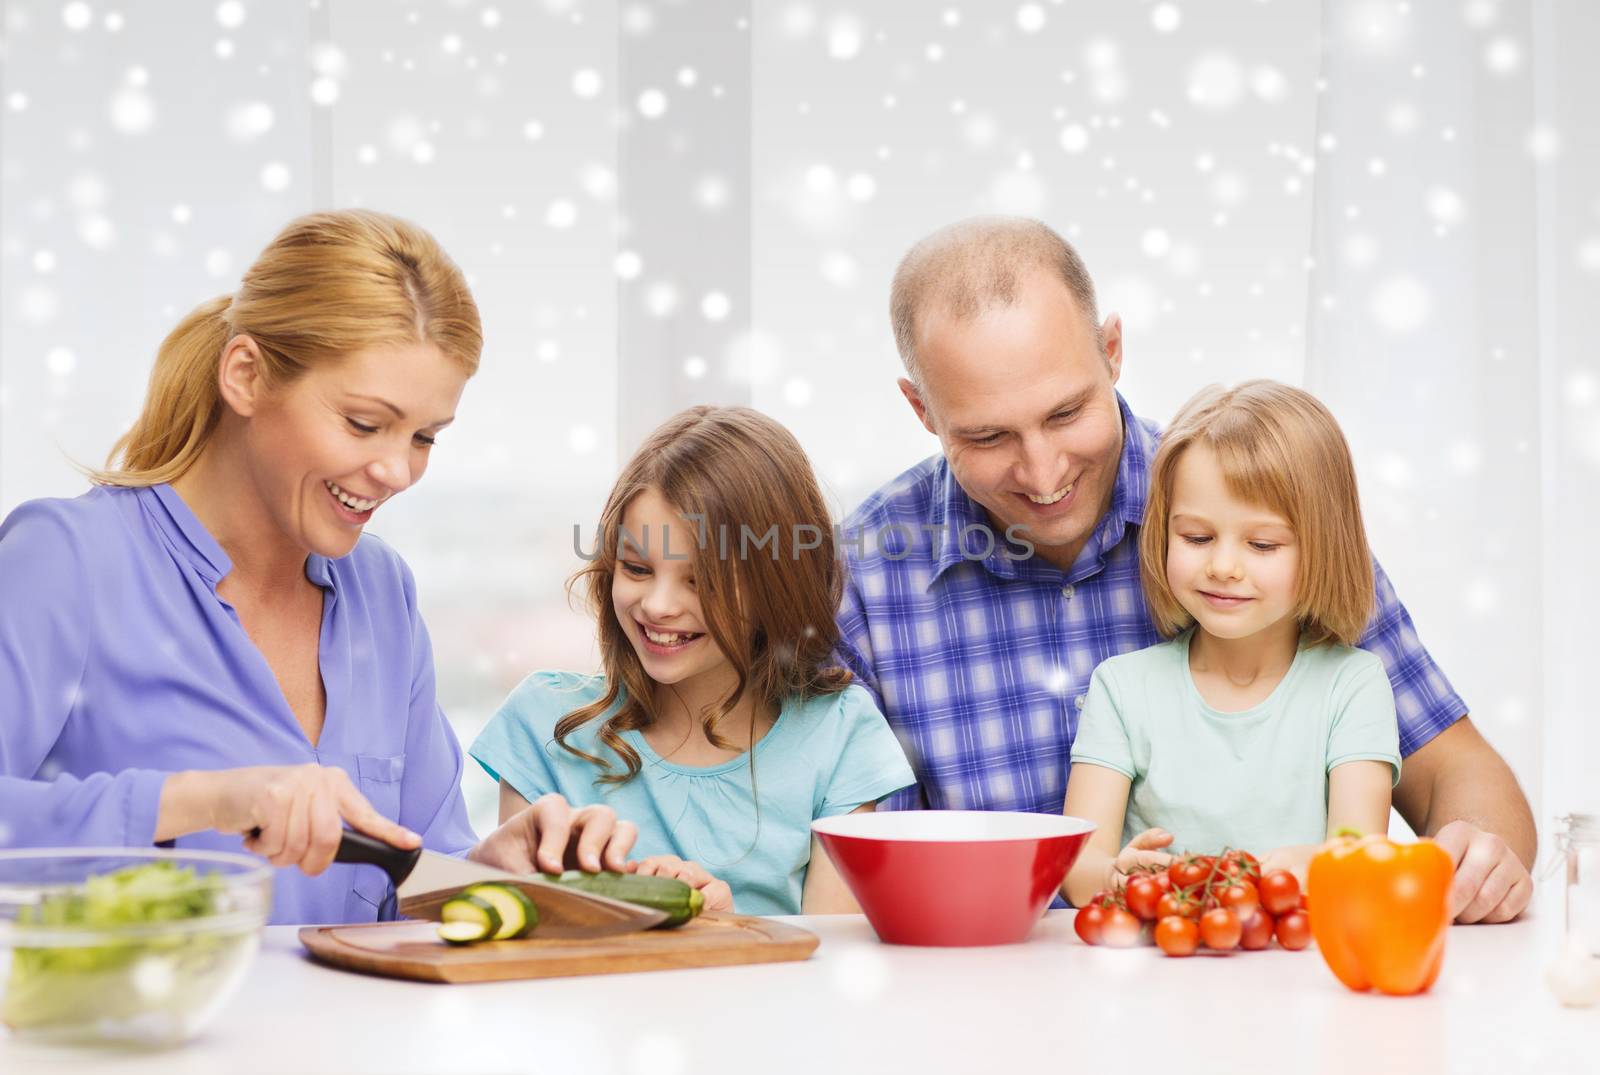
[{"x1": 2, "y1": 861, "x2": 256, "y2": 1040}]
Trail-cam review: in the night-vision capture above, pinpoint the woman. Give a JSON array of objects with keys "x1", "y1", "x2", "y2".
[{"x1": 0, "y1": 210, "x2": 633, "y2": 923}]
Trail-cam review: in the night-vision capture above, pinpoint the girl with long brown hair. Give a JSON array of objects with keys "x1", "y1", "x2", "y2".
[{"x1": 472, "y1": 406, "x2": 915, "y2": 914}]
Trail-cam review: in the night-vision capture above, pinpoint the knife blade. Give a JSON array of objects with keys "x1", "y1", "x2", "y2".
[{"x1": 332, "y1": 830, "x2": 667, "y2": 939}]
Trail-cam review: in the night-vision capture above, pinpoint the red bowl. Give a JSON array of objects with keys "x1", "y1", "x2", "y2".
[{"x1": 811, "y1": 811, "x2": 1095, "y2": 946}]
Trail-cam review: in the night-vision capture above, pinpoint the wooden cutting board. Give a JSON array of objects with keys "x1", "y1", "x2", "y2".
[{"x1": 298, "y1": 912, "x2": 819, "y2": 983}]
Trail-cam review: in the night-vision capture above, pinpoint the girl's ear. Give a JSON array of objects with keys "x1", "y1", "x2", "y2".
[{"x1": 217, "y1": 334, "x2": 268, "y2": 418}]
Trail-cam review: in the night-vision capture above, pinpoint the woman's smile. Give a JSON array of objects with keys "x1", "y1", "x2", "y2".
[{"x1": 323, "y1": 480, "x2": 383, "y2": 524}]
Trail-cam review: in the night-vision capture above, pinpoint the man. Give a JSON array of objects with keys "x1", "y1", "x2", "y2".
[{"x1": 836, "y1": 216, "x2": 1535, "y2": 923}]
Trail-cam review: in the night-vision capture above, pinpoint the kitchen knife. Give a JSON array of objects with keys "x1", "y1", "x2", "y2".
[{"x1": 332, "y1": 830, "x2": 668, "y2": 939}]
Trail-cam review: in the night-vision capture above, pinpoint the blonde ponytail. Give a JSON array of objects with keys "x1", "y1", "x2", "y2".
[
  {"x1": 94, "y1": 209, "x2": 482, "y2": 488},
  {"x1": 95, "y1": 295, "x2": 234, "y2": 487}
]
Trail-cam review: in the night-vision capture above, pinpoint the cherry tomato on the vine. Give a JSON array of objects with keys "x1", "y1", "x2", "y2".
[
  {"x1": 1220, "y1": 849, "x2": 1261, "y2": 881},
  {"x1": 1100, "y1": 908, "x2": 1144, "y2": 948},
  {"x1": 1218, "y1": 880, "x2": 1260, "y2": 922},
  {"x1": 1155, "y1": 892, "x2": 1194, "y2": 920},
  {"x1": 1155, "y1": 915, "x2": 1199, "y2": 957},
  {"x1": 1258, "y1": 870, "x2": 1301, "y2": 916},
  {"x1": 1124, "y1": 876, "x2": 1163, "y2": 921},
  {"x1": 1074, "y1": 903, "x2": 1106, "y2": 945},
  {"x1": 1199, "y1": 907, "x2": 1242, "y2": 951},
  {"x1": 1239, "y1": 910, "x2": 1275, "y2": 951},
  {"x1": 1168, "y1": 858, "x2": 1210, "y2": 890},
  {"x1": 1275, "y1": 910, "x2": 1312, "y2": 951}
]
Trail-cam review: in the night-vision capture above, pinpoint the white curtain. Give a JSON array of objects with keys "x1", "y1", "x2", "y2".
[{"x1": 1306, "y1": 0, "x2": 1599, "y2": 832}]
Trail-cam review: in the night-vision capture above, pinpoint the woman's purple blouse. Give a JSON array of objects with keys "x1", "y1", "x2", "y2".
[{"x1": 0, "y1": 483, "x2": 478, "y2": 924}]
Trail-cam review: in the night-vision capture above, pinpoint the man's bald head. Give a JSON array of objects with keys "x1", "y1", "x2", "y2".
[{"x1": 890, "y1": 216, "x2": 1102, "y2": 386}]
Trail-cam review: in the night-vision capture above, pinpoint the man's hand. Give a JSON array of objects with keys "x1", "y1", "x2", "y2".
[
  {"x1": 1393, "y1": 716, "x2": 1537, "y2": 920},
  {"x1": 469, "y1": 792, "x2": 638, "y2": 875},
  {"x1": 1433, "y1": 819, "x2": 1533, "y2": 923}
]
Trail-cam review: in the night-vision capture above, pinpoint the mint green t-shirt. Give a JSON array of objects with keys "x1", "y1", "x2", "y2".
[
  {"x1": 1069, "y1": 631, "x2": 1401, "y2": 854},
  {"x1": 469, "y1": 671, "x2": 916, "y2": 916}
]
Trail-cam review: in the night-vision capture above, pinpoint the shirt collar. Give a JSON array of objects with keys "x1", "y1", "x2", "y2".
[
  {"x1": 927, "y1": 463, "x2": 1032, "y2": 585},
  {"x1": 142, "y1": 483, "x2": 233, "y2": 585},
  {"x1": 1099, "y1": 389, "x2": 1158, "y2": 541},
  {"x1": 304, "y1": 553, "x2": 335, "y2": 589},
  {"x1": 139, "y1": 482, "x2": 335, "y2": 592},
  {"x1": 927, "y1": 390, "x2": 1155, "y2": 588}
]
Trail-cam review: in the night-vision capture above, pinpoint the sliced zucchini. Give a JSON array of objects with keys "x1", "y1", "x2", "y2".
[
  {"x1": 462, "y1": 882, "x2": 539, "y2": 939},
  {"x1": 439, "y1": 892, "x2": 502, "y2": 944},
  {"x1": 438, "y1": 919, "x2": 492, "y2": 945}
]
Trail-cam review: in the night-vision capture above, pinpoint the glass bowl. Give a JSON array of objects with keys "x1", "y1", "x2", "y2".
[{"x1": 0, "y1": 848, "x2": 271, "y2": 1046}]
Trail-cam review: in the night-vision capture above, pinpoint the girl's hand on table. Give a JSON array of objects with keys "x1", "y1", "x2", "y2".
[
  {"x1": 1110, "y1": 827, "x2": 1176, "y2": 888},
  {"x1": 470, "y1": 792, "x2": 639, "y2": 875},
  {"x1": 1259, "y1": 844, "x2": 1318, "y2": 889},
  {"x1": 631, "y1": 854, "x2": 735, "y2": 912},
  {"x1": 161, "y1": 765, "x2": 420, "y2": 876}
]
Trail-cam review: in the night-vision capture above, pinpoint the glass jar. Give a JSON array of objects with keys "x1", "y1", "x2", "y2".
[{"x1": 1557, "y1": 814, "x2": 1600, "y2": 958}]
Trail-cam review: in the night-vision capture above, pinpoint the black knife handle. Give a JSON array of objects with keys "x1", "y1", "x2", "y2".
[
  {"x1": 333, "y1": 829, "x2": 423, "y2": 889},
  {"x1": 244, "y1": 825, "x2": 421, "y2": 890}
]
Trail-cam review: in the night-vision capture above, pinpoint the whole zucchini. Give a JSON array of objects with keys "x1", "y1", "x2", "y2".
[{"x1": 543, "y1": 870, "x2": 705, "y2": 928}]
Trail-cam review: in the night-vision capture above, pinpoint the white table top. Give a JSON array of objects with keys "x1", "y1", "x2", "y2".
[{"x1": 5, "y1": 898, "x2": 1598, "y2": 1075}]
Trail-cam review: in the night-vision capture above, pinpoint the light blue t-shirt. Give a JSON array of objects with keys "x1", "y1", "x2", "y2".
[
  {"x1": 470, "y1": 672, "x2": 917, "y2": 915},
  {"x1": 1069, "y1": 630, "x2": 1401, "y2": 854}
]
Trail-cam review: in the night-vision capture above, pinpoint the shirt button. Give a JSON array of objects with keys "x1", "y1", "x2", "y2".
[
  {"x1": 1074, "y1": 695, "x2": 1086, "y2": 710},
  {"x1": 1061, "y1": 584, "x2": 1075, "y2": 600}
]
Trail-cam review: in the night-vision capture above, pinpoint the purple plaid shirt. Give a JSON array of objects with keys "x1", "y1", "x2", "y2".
[{"x1": 836, "y1": 392, "x2": 1468, "y2": 815}]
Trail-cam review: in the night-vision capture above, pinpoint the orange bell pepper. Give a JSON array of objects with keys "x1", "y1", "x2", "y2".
[{"x1": 1306, "y1": 833, "x2": 1454, "y2": 996}]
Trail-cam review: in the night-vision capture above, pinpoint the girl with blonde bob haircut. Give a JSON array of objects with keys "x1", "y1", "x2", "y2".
[
  {"x1": 0, "y1": 210, "x2": 635, "y2": 926},
  {"x1": 1139, "y1": 380, "x2": 1375, "y2": 647},
  {"x1": 1063, "y1": 380, "x2": 1402, "y2": 908},
  {"x1": 472, "y1": 406, "x2": 916, "y2": 916}
]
